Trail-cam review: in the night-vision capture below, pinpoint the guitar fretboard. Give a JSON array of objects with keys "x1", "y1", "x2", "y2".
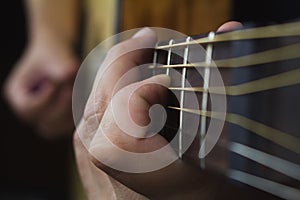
[{"x1": 150, "y1": 21, "x2": 300, "y2": 199}]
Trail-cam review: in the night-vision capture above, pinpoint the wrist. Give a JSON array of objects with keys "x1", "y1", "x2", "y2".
[{"x1": 29, "y1": 25, "x2": 78, "y2": 52}]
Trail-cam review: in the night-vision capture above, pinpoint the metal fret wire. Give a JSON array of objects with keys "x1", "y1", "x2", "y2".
[
  {"x1": 152, "y1": 49, "x2": 158, "y2": 76},
  {"x1": 199, "y1": 32, "x2": 215, "y2": 168},
  {"x1": 166, "y1": 39, "x2": 174, "y2": 75},
  {"x1": 178, "y1": 37, "x2": 191, "y2": 158}
]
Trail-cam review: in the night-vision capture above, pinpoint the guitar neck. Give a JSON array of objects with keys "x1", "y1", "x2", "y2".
[{"x1": 150, "y1": 21, "x2": 300, "y2": 199}]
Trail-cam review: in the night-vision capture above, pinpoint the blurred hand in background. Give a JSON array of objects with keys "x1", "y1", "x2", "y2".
[{"x1": 3, "y1": 0, "x2": 80, "y2": 138}]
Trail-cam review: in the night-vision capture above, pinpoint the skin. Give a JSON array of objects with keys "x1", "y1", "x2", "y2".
[
  {"x1": 74, "y1": 22, "x2": 243, "y2": 199},
  {"x1": 3, "y1": 0, "x2": 80, "y2": 138}
]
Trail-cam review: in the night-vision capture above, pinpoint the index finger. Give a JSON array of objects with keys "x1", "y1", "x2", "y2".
[{"x1": 84, "y1": 28, "x2": 157, "y2": 124}]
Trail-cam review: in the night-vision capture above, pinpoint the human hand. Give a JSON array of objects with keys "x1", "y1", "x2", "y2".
[
  {"x1": 4, "y1": 32, "x2": 79, "y2": 138},
  {"x1": 74, "y1": 22, "x2": 243, "y2": 199}
]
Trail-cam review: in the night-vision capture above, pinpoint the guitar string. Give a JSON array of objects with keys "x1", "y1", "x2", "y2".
[
  {"x1": 166, "y1": 39, "x2": 174, "y2": 76},
  {"x1": 227, "y1": 169, "x2": 300, "y2": 200},
  {"x1": 156, "y1": 21, "x2": 300, "y2": 49},
  {"x1": 149, "y1": 43, "x2": 300, "y2": 69},
  {"x1": 229, "y1": 142, "x2": 300, "y2": 181},
  {"x1": 169, "y1": 67, "x2": 300, "y2": 95},
  {"x1": 167, "y1": 106, "x2": 300, "y2": 154}
]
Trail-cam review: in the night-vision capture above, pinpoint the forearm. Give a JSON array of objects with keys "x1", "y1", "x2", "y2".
[{"x1": 26, "y1": 0, "x2": 80, "y2": 47}]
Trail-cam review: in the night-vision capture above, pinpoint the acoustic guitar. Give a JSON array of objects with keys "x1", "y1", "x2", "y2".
[
  {"x1": 148, "y1": 20, "x2": 300, "y2": 199},
  {"x1": 79, "y1": 1, "x2": 299, "y2": 198}
]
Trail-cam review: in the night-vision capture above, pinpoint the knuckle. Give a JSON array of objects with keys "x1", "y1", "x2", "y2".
[
  {"x1": 73, "y1": 132, "x2": 82, "y2": 147},
  {"x1": 83, "y1": 93, "x2": 109, "y2": 122}
]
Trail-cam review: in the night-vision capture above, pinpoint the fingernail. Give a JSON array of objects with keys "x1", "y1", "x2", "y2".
[{"x1": 132, "y1": 27, "x2": 152, "y2": 38}]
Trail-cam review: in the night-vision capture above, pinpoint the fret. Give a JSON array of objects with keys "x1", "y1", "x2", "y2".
[
  {"x1": 166, "y1": 39, "x2": 174, "y2": 75},
  {"x1": 199, "y1": 32, "x2": 215, "y2": 168},
  {"x1": 152, "y1": 48, "x2": 158, "y2": 76},
  {"x1": 178, "y1": 37, "x2": 191, "y2": 158}
]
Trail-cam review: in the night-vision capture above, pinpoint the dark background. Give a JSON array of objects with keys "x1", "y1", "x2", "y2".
[{"x1": 232, "y1": 0, "x2": 300, "y2": 23}]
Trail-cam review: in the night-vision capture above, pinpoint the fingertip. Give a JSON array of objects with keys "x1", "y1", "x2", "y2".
[
  {"x1": 132, "y1": 27, "x2": 156, "y2": 39},
  {"x1": 131, "y1": 27, "x2": 157, "y2": 47},
  {"x1": 217, "y1": 21, "x2": 243, "y2": 32}
]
